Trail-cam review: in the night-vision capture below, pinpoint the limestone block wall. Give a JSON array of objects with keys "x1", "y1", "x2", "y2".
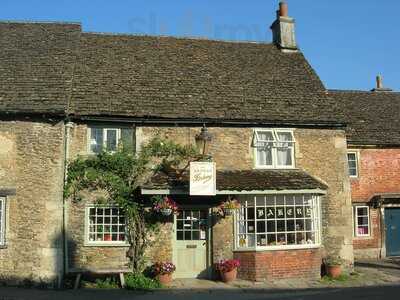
[
  {"x1": 67, "y1": 123, "x2": 353, "y2": 273},
  {"x1": 0, "y1": 119, "x2": 65, "y2": 286},
  {"x1": 65, "y1": 123, "x2": 172, "y2": 271}
]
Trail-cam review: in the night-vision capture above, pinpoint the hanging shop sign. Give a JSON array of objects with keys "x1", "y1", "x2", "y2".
[{"x1": 190, "y1": 162, "x2": 216, "y2": 196}]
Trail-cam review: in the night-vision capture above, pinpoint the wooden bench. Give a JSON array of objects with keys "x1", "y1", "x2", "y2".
[{"x1": 69, "y1": 268, "x2": 131, "y2": 289}]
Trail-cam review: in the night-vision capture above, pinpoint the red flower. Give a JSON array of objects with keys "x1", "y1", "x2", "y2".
[{"x1": 215, "y1": 259, "x2": 240, "y2": 273}]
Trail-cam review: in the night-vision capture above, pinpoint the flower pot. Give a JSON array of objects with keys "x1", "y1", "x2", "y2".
[
  {"x1": 160, "y1": 208, "x2": 172, "y2": 216},
  {"x1": 326, "y1": 265, "x2": 342, "y2": 278},
  {"x1": 157, "y1": 273, "x2": 173, "y2": 285},
  {"x1": 104, "y1": 234, "x2": 112, "y2": 241},
  {"x1": 220, "y1": 268, "x2": 237, "y2": 283}
]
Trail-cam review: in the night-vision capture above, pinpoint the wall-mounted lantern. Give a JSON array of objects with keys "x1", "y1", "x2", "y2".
[{"x1": 195, "y1": 125, "x2": 213, "y2": 156}]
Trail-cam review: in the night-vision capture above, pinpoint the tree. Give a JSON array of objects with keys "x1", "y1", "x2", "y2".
[{"x1": 64, "y1": 137, "x2": 199, "y2": 271}]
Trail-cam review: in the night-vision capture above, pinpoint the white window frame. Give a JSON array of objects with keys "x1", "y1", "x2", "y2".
[
  {"x1": 253, "y1": 129, "x2": 295, "y2": 169},
  {"x1": 234, "y1": 194, "x2": 321, "y2": 251},
  {"x1": 354, "y1": 205, "x2": 370, "y2": 237},
  {"x1": 347, "y1": 152, "x2": 359, "y2": 178},
  {"x1": 87, "y1": 127, "x2": 122, "y2": 154},
  {"x1": 0, "y1": 197, "x2": 6, "y2": 247},
  {"x1": 84, "y1": 205, "x2": 128, "y2": 247}
]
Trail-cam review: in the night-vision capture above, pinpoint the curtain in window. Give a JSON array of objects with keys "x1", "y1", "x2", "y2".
[
  {"x1": 90, "y1": 128, "x2": 103, "y2": 153},
  {"x1": 256, "y1": 131, "x2": 274, "y2": 166},
  {"x1": 276, "y1": 132, "x2": 292, "y2": 166}
]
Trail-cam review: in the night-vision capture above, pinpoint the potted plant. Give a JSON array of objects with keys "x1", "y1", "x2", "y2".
[
  {"x1": 219, "y1": 198, "x2": 240, "y2": 216},
  {"x1": 152, "y1": 262, "x2": 176, "y2": 285},
  {"x1": 215, "y1": 259, "x2": 240, "y2": 283},
  {"x1": 324, "y1": 256, "x2": 344, "y2": 278},
  {"x1": 153, "y1": 196, "x2": 178, "y2": 216}
]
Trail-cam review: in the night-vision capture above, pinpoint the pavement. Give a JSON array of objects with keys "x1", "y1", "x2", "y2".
[{"x1": 0, "y1": 258, "x2": 399, "y2": 300}]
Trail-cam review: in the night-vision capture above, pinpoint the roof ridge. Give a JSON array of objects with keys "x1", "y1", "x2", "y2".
[
  {"x1": 0, "y1": 20, "x2": 81, "y2": 26},
  {"x1": 328, "y1": 89, "x2": 400, "y2": 94},
  {"x1": 82, "y1": 31, "x2": 274, "y2": 46}
]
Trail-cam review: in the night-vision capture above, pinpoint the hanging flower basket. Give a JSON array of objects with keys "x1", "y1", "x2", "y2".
[
  {"x1": 153, "y1": 196, "x2": 179, "y2": 216},
  {"x1": 223, "y1": 208, "x2": 236, "y2": 216},
  {"x1": 219, "y1": 197, "x2": 240, "y2": 217},
  {"x1": 160, "y1": 208, "x2": 173, "y2": 216}
]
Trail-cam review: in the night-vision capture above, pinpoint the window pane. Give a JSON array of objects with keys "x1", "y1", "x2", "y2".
[
  {"x1": 236, "y1": 195, "x2": 320, "y2": 249},
  {"x1": 257, "y1": 148, "x2": 272, "y2": 166},
  {"x1": 357, "y1": 207, "x2": 368, "y2": 216},
  {"x1": 106, "y1": 129, "x2": 118, "y2": 151},
  {"x1": 121, "y1": 128, "x2": 134, "y2": 150},
  {"x1": 87, "y1": 206, "x2": 125, "y2": 243},
  {"x1": 90, "y1": 128, "x2": 103, "y2": 153},
  {"x1": 277, "y1": 147, "x2": 293, "y2": 166}
]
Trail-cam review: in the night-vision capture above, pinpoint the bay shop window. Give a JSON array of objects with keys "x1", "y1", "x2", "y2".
[
  {"x1": 254, "y1": 129, "x2": 295, "y2": 169},
  {"x1": 235, "y1": 194, "x2": 321, "y2": 250}
]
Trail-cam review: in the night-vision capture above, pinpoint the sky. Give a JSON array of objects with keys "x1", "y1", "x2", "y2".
[{"x1": 1, "y1": 0, "x2": 399, "y2": 91}]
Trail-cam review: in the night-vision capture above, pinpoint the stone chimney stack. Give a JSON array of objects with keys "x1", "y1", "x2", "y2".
[
  {"x1": 371, "y1": 74, "x2": 393, "y2": 92},
  {"x1": 270, "y1": 1, "x2": 297, "y2": 51}
]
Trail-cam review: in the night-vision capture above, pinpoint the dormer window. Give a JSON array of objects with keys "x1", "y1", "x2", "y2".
[{"x1": 253, "y1": 129, "x2": 295, "y2": 169}]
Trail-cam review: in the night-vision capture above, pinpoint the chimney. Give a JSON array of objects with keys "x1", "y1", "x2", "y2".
[
  {"x1": 371, "y1": 74, "x2": 393, "y2": 92},
  {"x1": 270, "y1": 1, "x2": 297, "y2": 51}
]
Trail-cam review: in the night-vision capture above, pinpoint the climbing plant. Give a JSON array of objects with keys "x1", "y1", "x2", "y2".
[{"x1": 64, "y1": 137, "x2": 200, "y2": 272}]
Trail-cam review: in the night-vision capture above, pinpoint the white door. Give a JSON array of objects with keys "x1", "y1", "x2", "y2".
[{"x1": 173, "y1": 209, "x2": 209, "y2": 278}]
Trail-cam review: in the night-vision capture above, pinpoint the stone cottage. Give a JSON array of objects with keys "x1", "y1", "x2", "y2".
[{"x1": 0, "y1": 2, "x2": 396, "y2": 286}]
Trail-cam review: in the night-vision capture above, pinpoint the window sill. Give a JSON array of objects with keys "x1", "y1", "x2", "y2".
[
  {"x1": 0, "y1": 244, "x2": 7, "y2": 249},
  {"x1": 254, "y1": 166, "x2": 297, "y2": 170},
  {"x1": 233, "y1": 244, "x2": 321, "y2": 252},
  {"x1": 84, "y1": 242, "x2": 129, "y2": 247},
  {"x1": 354, "y1": 235, "x2": 372, "y2": 239}
]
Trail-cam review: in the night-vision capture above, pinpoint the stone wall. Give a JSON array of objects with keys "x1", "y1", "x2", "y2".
[
  {"x1": 66, "y1": 122, "x2": 172, "y2": 271},
  {"x1": 0, "y1": 119, "x2": 65, "y2": 286},
  {"x1": 66, "y1": 124, "x2": 353, "y2": 278}
]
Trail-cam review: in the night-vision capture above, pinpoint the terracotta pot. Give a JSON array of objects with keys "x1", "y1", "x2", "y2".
[
  {"x1": 157, "y1": 273, "x2": 173, "y2": 285},
  {"x1": 220, "y1": 268, "x2": 237, "y2": 283},
  {"x1": 326, "y1": 265, "x2": 342, "y2": 278},
  {"x1": 104, "y1": 234, "x2": 112, "y2": 241}
]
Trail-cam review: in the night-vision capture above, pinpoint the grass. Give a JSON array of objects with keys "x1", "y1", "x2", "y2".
[{"x1": 321, "y1": 272, "x2": 360, "y2": 283}]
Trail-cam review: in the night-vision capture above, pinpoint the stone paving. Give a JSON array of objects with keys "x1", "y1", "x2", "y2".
[{"x1": 170, "y1": 258, "x2": 400, "y2": 290}]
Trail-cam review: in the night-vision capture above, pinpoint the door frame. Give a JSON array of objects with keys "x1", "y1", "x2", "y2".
[
  {"x1": 172, "y1": 205, "x2": 213, "y2": 279},
  {"x1": 383, "y1": 206, "x2": 400, "y2": 257}
]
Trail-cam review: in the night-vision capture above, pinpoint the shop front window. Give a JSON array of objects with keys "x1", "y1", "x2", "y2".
[{"x1": 235, "y1": 194, "x2": 321, "y2": 250}]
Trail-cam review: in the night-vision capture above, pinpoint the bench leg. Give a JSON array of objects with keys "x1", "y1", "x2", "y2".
[
  {"x1": 74, "y1": 273, "x2": 82, "y2": 290},
  {"x1": 119, "y1": 273, "x2": 125, "y2": 288}
]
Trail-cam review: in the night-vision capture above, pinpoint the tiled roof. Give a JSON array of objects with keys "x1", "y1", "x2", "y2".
[
  {"x1": 143, "y1": 169, "x2": 328, "y2": 192},
  {"x1": 0, "y1": 22, "x2": 81, "y2": 115},
  {"x1": 68, "y1": 33, "x2": 340, "y2": 125},
  {"x1": 329, "y1": 90, "x2": 400, "y2": 145}
]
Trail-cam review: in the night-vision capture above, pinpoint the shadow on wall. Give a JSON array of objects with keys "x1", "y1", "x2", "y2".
[{"x1": 0, "y1": 233, "x2": 72, "y2": 289}]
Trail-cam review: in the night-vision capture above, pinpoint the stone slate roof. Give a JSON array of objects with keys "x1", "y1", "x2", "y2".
[
  {"x1": 143, "y1": 169, "x2": 328, "y2": 192},
  {"x1": 68, "y1": 33, "x2": 339, "y2": 125},
  {"x1": 329, "y1": 90, "x2": 400, "y2": 145},
  {"x1": 0, "y1": 22, "x2": 81, "y2": 115}
]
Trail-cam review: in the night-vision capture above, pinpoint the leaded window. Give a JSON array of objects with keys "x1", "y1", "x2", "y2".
[
  {"x1": 86, "y1": 206, "x2": 126, "y2": 245},
  {"x1": 0, "y1": 198, "x2": 5, "y2": 246},
  {"x1": 254, "y1": 129, "x2": 295, "y2": 168},
  {"x1": 88, "y1": 127, "x2": 134, "y2": 154},
  {"x1": 235, "y1": 195, "x2": 321, "y2": 250}
]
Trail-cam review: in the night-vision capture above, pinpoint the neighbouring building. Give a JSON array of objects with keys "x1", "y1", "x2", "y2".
[
  {"x1": 331, "y1": 79, "x2": 400, "y2": 259},
  {"x1": 0, "y1": 2, "x2": 397, "y2": 286}
]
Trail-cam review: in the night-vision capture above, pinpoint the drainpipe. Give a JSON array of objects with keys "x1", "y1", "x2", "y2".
[{"x1": 62, "y1": 120, "x2": 74, "y2": 286}]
